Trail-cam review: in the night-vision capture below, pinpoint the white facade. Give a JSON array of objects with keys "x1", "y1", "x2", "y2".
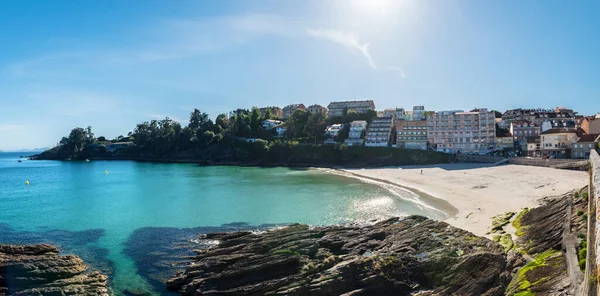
[
  {"x1": 345, "y1": 120, "x2": 367, "y2": 146},
  {"x1": 325, "y1": 124, "x2": 343, "y2": 137},
  {"x1": 262, "y1": 119, "x2": 283, "y2": 130}
]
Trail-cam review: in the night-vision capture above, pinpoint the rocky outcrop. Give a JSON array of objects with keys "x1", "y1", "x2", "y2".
[
  {"x1": 167, "y1": 216, "x2": 520, "y2": 296},
  {"x1": 0, "y1": 244, "x2": 109, "y2": 296},
  {"x1": 507, "y1": 191, "x2": 586, "y2": 296}
]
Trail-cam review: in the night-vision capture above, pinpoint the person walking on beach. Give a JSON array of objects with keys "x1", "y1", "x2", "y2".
[{"x1": 420, "y1": 170, "x2": 423, "y2": 175}]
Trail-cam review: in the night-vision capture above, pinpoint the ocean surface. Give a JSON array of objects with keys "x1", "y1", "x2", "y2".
[{"x1": 0, "y1": 152, "x2": 445, "y2": 295}]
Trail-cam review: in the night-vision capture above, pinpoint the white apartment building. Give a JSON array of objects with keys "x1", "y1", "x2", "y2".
[
  {"x1": 327, "y1": 100, "x2": 375, "y2": 117},
  {"x1": 365, "y1": 117, "x2": 394, "y2": 147},
  {"x1": 345, "y1": 120, "x2": 368, "y2": 146},
  {"x1": 427, "y1": 109, "x2": 496, "y2": 154}
]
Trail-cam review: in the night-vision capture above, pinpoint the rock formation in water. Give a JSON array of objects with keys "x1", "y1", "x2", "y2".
[
  {"x1": 167, "y1": 216, "x2": 521, "y2": 295},
  {"x1": 0, "y1": 244, "x2": 109, "y2": 296}
]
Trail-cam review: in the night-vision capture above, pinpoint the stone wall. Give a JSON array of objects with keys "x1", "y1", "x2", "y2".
[
  {"x1": 585, "y1": 150, "x2": 600, "y2": 295},
  {"x1": 455, "y1": 154, "x2": 581, "y2": 167}
]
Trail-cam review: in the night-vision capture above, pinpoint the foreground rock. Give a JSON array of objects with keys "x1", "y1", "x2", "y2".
[
  {"x1": 167, "y1": 216, "x2": 520, "y2": 295},
  {"x1": 506, "y1": 189, "x2": 586, "y2": 296},
  {"x1": 0, "y1": 244, "x2": 109, "y2": 295}
]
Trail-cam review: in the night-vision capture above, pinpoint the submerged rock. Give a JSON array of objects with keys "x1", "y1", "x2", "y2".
[
  {"x1": 167, "y1": 216, "x2": 517, "y2": 295},
  {"x1": 0, "y1": 244, "x2": 109, "y2": 295}
]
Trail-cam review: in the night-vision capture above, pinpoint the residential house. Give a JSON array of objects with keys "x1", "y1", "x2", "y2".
[
  {"x1": 306, "y1": 104, "x2": 328, "y2": 117},
  {"x1": 259, "y1": 107, "x2": 283, "y2": 119},
  {"x1": 396, "y1": 120, "x2": 428, "y2": 150},
  {"x1": 575, "y1": 116, "x2": 594, "y2": 134},
  {"x1": 365, "y1": 117, "x2": 394, "y2": 147},
  {"x1": 106, "y1": 142, "x2": 134, "y2": 152},
  {"x1": 541, "y1": 118, "x2": 576, "y2": 132},
  {"x1": 427, "y1": 108, "x2": 496, "y2": 154},
  {"x1": 324, "y1": 124, "x2": 343, "y2": 144},
  {"x1": 510, "y1": 120, "x2": 541, "y2": 141},
  {"x1": 502, "y1": 108, "x2": 574, "y2": 127},
  {"x1": 571, "y1": 134, "x2": 600, "y2": 159},
  {"x1": 540, "y1": 128, "x2": 579, "y2": 157},
  {"x1": 344, "y1": 120, "x2": 367, "y2": 146},
  {"x1": 525, "y1": 137, "x2": 542, "y2": 157},
  {"x1": 495, "y1": 131, "x2": 514, "y2": 150},
  {"x1": 327, "y1": 100, "x2": 375, "y2": 117},
  {"x1": 282, "y1": 104, "x2": 306, "y2": 118},
  {"x1": 262, "y1": 119, "x2": 283, "y2": 130}
]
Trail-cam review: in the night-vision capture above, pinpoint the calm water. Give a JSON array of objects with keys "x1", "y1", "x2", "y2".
[{"x1": 0, "y1": 152, "x2": 444, "y2": 294}]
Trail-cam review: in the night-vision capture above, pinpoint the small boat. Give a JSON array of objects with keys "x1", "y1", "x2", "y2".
[
  {"x1": 85, "y1": 159, "x2": 90, "y2": 162},
  {"x1": 18, "y1": 160, "x2": 22, "y2": 163}
]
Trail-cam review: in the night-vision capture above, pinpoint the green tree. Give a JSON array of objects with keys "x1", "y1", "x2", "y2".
[
  {"x1": 286, "y1": 109, "x2": 310, "y2": 139},
  {"x1": 250, "y1": 107, "x2": 262, "y2": 136},
  {"x1": 189, "y1": 109, "x2": 210, "y2": 133},
  {"x1": 307, "y1": 113, "x2": 327, "y2": 144},
  {"x1": 263, "y1": 108, "x2": 273, "y2": 120}
]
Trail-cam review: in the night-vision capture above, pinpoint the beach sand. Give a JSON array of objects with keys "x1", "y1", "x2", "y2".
[{"x1": 340, "y1": 163, "x2": 588, "y2": 237}]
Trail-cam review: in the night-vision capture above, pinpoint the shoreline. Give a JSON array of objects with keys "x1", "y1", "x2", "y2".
[
  {"x1": 338, "y1": 163, "x2": 589, "y2": 237},
  {"x1": 320, "y1": 168, "x2": 459, "y2": 219}
]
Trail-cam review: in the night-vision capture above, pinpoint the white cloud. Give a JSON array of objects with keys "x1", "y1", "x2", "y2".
[
  {"x1": 387, "y1": 66, "x2": 406, "y2": 78},
  {"x1": 306, "y1": 29, "x2": 376, "y2": 69}
]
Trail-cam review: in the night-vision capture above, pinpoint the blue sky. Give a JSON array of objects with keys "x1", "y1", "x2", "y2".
[{"x1": 0, "y1": 0, "x2": 599, "y2": 150}]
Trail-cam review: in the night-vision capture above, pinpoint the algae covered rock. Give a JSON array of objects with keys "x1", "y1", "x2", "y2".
[
  {"x1": 167, "y1": 216, "x2": 516, "y2": 296},
  {"x1": 0, "y1": 244, "x2": 109, "y2": 295}
]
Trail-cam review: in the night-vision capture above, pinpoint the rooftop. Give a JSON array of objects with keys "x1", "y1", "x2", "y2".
[
  {"x1": 576, "y1": 134, "x2": 600, "y2": 143},
  {"x1": 540, "y1": 128, "x2": 577, "y2": 135}
]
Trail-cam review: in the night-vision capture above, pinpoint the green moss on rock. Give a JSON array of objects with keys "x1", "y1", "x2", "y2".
[{"x1": 512, "y1": 208, "x2": 529, "y2": 236}]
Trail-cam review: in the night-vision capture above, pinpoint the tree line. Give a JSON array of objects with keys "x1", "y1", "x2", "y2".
[{"x1": 51, "y1": 106, "x2": 378, "y2": 159}]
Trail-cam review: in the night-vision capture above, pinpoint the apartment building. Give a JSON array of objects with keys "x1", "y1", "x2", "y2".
[
  {"x1": 282, "y1": 104, "x2": 306, "y2": 118},
  {"x1": 327, "y1": 100, "x2": 375, "y2": 117},
  {"x1": 510, "y1": 120, "x2": 541, "y2": 142},
  {"x1": 502, "y1": 108, "x2": 574, "y2": 128},
  {"x1": 395, "y1": 106, "x2": 428, "y2": 121},
  {"x1": 427, "y1": 109, "x2": 496, "y2": 154},
  {"x1": 412, "y1": 106, "x2": 426, "y2": 121},
  {"x1": 344, "y1": 120, "x2": 367, "y2": 146},
  {"x1": 571, "y1": 134, "x2": 600, "y2": 159},
  {"x1": 540, "y1": 128, "x2": 579, "y2": 157},
  {"x1": 259, "y1": 107, "x2": 283, "y2": 119},
  {"x1": 306, "y1": 104, "x2": 328, "y2": 117},
  {"x1": 365, "y1": 117, "x2": 394, "y2": 147},
  {"x1": 396, "y1": 120, "x2": 427, "y2": 150}
]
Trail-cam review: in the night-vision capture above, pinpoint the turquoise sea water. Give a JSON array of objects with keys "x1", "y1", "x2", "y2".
[{"x1": 0, "y1": 152, "x2": 444, "y2": 294}]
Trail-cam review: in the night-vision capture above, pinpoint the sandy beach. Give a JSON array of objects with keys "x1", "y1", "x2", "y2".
[{"x1": 340, "y1": 163, "x2": 588, "y2": 237}]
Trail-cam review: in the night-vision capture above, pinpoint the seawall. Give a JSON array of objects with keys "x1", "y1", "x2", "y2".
[
  {"x1": 585, "y1": 149, "x2": 600, "y2": 295},
  {"x1": 456, "y1": 154, "x2": 587, "y2": 168}
]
